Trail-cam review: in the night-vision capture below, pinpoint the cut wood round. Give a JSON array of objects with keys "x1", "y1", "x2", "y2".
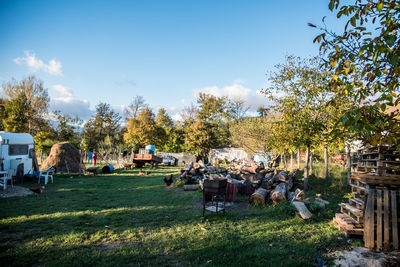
[
  {"x1": 249, "y1": 188, "x2": 269, "y2": 205},
  {"x1": 183, "y1": 184, "x2": 199, "y2": 191},
  {"x1": 270, "y1": 183, "x2": 287, "y2": 203},
  {"x1": 277, "y1": 171, "x2": 288, "y2": 182}
]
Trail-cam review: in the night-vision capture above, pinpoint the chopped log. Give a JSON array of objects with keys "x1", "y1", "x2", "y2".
[
  {"x1": 241, "y1": 165, "x2": 259, "y2": 174},
  {"x1": 183, "y1": 184, "x2": 199, "y2": 191},
  {"x1": 249, "y1": 188, "x2": 269, "y2": 205},
  {"x1": 184, "y1": 162, "x2": 193, "y2": 171},
  {"x1": 314, "y1": 197, "x2": 329, "y2": 207},
  {"x1": 277, "y1": 171, "x2": 288, "y2": 182},
  {"x1": 193, "y1": 163, "x2": 201, "y2": 169},
  {"x1": 270, "y1": 183, "x2": 287, "y2": 203},
  {"x1": 180, "y1": 170, "x2": 188, "y2": 179},
  {"x1": 292, "y1": 201, "x2": 313, "y2": 220}
]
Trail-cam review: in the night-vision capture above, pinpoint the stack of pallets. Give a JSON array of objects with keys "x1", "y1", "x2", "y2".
[{"x1": 334, "y1": 145, "x2": 400, "y2": 240}]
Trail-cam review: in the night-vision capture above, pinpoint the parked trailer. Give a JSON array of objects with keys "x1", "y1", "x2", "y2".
[{"x1": 0, "y1": 132, "x2": 35, "y2": 182}]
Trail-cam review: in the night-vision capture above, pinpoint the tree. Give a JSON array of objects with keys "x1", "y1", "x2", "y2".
[
  {"x1": 263, "y1": 56, "x2": 331, "y2": 190},
  {"x1": 257, "y1": 105, "x2": 269, "y2": 117},
  {"x1": 2, "y1": 92, "x2": 30, "y2": 133},
  {"x1": 184, "y1": 118, "x2": 214, "y2": 161},
  {"x1": 156, "y1": 108, "x2": 174, "y2": 128},
  {"x1": 196, "y1": 93, "x2": 230, "y2": 147},
  {"x1": 83, "y1": 102, "x2": 121, "y2": 150},
  {"x1": 53, "y1": 111, "x2": 82, "y2": 142},
  {"x1": 124, "y1": 108, "x2": 165, "y2": 150},
  {"x1": 228, "y1": 97, "x2": 250, "y2": 120},
  {"x1": 34, "y1": 131, "x2": 48, "y2": 162},
  {"x1": 124, "y1": 95, "x2": 148, "y2": 120},
  {"x1": 1, "y1": 76, "x2": 50, "y2": 134},
  {"x1": 310, "y1": 0, "x2": 400, "y2": 145}
]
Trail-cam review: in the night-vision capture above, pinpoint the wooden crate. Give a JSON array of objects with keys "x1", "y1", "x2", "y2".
[{"x1": 364, "y1": 188, "x2": 400, "y2": 250}]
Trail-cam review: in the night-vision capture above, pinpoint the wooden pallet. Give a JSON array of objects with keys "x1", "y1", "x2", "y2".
[
  {"x1": 333, "y1": 213, "x2": 364, "y2": 237},
  {"x1": 364, "y1": 189, "x2": 400, "y2": 250}
]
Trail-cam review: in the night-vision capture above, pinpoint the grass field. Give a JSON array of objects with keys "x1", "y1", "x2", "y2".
[{"x1": 0, "y1": 164, "x2": 356, "y2": 266}]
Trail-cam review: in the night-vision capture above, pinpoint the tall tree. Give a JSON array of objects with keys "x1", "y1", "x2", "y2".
[
  {"x1": 2, "y1": 92, "x2": 30, "y2": 133},
  {"x1": 124, "y1": 107, "x2": 165, "y2": 150},
  {"x1": 83, "y1": 102, "x2": 121, "y2": 150},
  {"x1": 124, "y1": 95, "x2": 148, "y2": 120},
  {"x1": 228, "y1": 97, "x2": 250, "y2": 120},
  {"x1": 1, "y1": 75, "x2": 50, "y2": 134},
  {"x1": 263, "y1": 56, "x2": 331, "y2": 190}
]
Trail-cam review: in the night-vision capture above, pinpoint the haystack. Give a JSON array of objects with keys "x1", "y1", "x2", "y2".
[{"x1": 41, "y1": 142, "x2": 83, "y2": 173}]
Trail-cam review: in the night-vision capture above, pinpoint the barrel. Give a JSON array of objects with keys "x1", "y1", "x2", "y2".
[{"x1": 102, "y1": 165, "x2": 114, "y2": 174}]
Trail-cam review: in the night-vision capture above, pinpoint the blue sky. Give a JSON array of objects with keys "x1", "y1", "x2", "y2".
[{"x1": 0, "y1": 0, "x2": 340, "y2": 120}]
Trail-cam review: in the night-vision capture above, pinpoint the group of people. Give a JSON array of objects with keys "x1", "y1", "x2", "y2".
[{"x1": 88, "y1": 151, "x2": 97, "y2": 165}]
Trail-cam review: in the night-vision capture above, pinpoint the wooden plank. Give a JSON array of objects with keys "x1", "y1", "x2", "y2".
[
  {"x1": 377, "y1": 190, "x2": 383, "y2": 249},
  {"x1": 364, "y1": 189, "x2": 375, "y2": 248},
  {"x1": 292, "y1": 201, "x2": 312, "y2": 220},
  {"x1": 391, "y1": 190, "x2": 399, "y2": 249},
  {"x1": 384, "y1": 190, "x2": 390, "y2": 249}
]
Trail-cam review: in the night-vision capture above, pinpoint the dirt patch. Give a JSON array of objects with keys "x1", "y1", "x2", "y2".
[
  {"x1": 0, "y1": 186, "x2": 34, "y2": 198},
  {"x1": 330, "y1": 247, "x2": 400, "y2": 267}
]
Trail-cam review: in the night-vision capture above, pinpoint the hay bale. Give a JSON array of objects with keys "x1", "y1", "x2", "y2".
[{"x1": 41, "y1": 142, "x2": 83, "y2": 173}]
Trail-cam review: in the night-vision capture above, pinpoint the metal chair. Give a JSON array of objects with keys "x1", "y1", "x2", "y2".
[{"x1": 0, "y1": 169, "x2": 14, "y2": 190}]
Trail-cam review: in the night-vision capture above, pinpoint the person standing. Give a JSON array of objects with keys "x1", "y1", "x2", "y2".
[
  {"x1": 93, "y1": 152, "x2": 97, "y2": 166},
  {"x1": 88, "y1": 151, "x2": 93, "y2": 164}
]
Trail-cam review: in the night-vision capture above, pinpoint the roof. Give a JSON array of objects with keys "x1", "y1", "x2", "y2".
[{"x1": 0, "y1": 132, "x2": 34, "y2": 144}]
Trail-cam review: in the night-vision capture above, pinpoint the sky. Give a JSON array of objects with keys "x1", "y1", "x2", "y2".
[{"x1": 0, "y1": 0, "x2": 341, "y2": 121}]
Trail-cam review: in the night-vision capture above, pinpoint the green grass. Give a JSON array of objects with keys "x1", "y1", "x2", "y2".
[{"x1": 0, "y1": 164, "x2": 353, "y2": 266}]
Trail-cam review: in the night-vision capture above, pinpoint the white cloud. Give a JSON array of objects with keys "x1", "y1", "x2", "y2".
[
  {"x1": 193, "y1": 80, "x2": 269, "y2": 112},
  {"x1": 171, "y1": 113, "x2": 183, "y2": 122},
  {"x1": 13, "y1": 51, "x2": 62, "y2": 75},
  {"x1": 50, "y1": 97, "x2": 93, "y2": 120},
  {"x1": 52, "y1": 84, "x2": 73, "y2": 97}
]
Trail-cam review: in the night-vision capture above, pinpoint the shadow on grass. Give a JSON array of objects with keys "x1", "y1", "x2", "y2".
[{"x1": 0, "y1": 165, "x2": 350, "y2": 266}]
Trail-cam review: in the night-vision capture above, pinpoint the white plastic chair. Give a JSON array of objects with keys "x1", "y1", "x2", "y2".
[
  {"x1": 0, "y1": 169, "x2": 14, "y2": 190},
  {"x1": 39, "y1": 167, "x2": 55, "y2": 184}
]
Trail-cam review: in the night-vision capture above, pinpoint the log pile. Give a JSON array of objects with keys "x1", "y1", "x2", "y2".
[{"x1": 179, "y1": 160, "x2": 301, "y2": 206}]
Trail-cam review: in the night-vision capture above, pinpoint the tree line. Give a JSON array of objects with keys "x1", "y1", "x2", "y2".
[{"x1": 0, "y1": 0, "x2": 398, "y2": 191}]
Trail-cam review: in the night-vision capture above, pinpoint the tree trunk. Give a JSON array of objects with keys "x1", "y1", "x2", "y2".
[
  {"x1": 290, "y1": 150, "x2": 294, "y2": 170},
  {"x1": 324, "y1": 143, "x2": 329, "y2": 179},
  {"x1": 347, "y1": 143, "x2": 351, "y2": 182},
  {"x1": 297, "y1": 147, "x2": 300, "y2": 169},
  {"x1": 283, "y1": 153, "x2": 287, "y2": 170},
  {"x1": 40, "y1": 150, "x2": 43, "y2": 164},
  {"x1": 304, "y1": 145, "x2": 310, "y2": 191},
  {"x1": 309, "y1": 150, "x2": 313, "y2": 175}
]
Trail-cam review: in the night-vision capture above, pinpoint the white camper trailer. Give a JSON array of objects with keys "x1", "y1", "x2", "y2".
[{"x1": 0, "y1": 132, "x2": 34, "y2": 178}]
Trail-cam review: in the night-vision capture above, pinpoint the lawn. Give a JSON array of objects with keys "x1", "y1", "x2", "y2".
[{"x1": 0, "y1": 165, "x2": 355, "y2": 266}]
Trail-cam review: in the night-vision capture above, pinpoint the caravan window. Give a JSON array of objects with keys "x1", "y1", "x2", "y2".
[{"x1": 9, "y1": 145, "x2": 29, "y2": 156}]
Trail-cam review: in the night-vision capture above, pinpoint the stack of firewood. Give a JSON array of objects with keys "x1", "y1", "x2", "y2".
[{"x1": 179, "y1": 162, "x2": 227, "y2": 184}]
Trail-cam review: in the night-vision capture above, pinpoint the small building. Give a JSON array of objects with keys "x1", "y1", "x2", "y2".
[{"x1": 208, "y1": 147, "x2": 250, "y2": 164}]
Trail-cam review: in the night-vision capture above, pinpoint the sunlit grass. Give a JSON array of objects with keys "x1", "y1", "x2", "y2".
[{"x1": 0, "y1": 164, "x2": 352, "y2": 266}]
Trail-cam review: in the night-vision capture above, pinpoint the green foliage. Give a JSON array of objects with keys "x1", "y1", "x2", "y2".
[
  {"x1": 83, "y1": 102, "x2": 121, "y2": 150},
  {"x1": 124, "y1": 108, "x2": 166, "y2": 150},
  {"x1": 2, "y1": 92, "x2": 30, "y2": 133},
  {"x1": 1, "y1": 75, "x2": 50, "y2": 135},
  {"x1": 312, "y1": 0, "x2": 400, "y2": 145},
  {"x1": 53, "y1": 111, "x2": 82, "y2": 142}
]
